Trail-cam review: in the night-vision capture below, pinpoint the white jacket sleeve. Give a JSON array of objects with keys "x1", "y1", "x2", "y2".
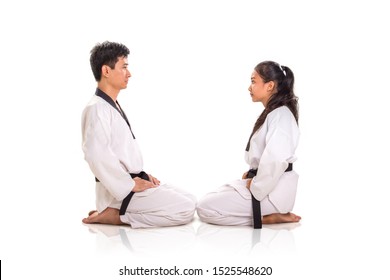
[
  {"x1": 82, "y1": 104, "x2": 135, "y2": 201},
  {"x1": 249, "y1": 111, "x2": 297, "y2": 201}
]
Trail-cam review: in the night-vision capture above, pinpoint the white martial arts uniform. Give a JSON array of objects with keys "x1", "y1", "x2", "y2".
[
  {"x1": 197, "y1": 106, "x2": 299, "y2": 226},
  {"x1": 82, "y1": 89, "x2": 196, "y2": 228}
]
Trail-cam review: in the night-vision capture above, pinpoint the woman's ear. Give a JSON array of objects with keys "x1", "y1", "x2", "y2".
[{"x1": 267, "y1": 81, "x2": 275, "y2": 92}]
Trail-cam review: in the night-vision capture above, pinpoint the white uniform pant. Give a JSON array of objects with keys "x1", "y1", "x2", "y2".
[
  {"x1": 197, "y1": 184, "x2": 281, "y2": 226},
  {"x1": 105, "y1": 184, "x2": 196, "y2": 228}
]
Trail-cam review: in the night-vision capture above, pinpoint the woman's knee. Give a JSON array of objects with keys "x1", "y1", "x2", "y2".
[{"x1": 196, "y1": 194, "x2": 222, "y2": 221}]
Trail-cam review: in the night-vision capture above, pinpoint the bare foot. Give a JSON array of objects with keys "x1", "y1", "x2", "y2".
[
  {"x1": 262, "y1": 212, "x2": 301, "y2": 224},
  {"x1": 88, "y1": 210, "x2": 97, "y2": 216},
  {"x1": 82, "y1": 207, "x2": 125, "y2": 225}
]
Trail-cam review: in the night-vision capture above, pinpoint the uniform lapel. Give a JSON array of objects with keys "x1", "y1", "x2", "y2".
[{"x1": 95, "y1": 88, "x2": 136, "y2": 139}]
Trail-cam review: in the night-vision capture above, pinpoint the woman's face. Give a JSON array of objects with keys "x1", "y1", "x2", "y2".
[{"x1": 248, "y1": 70, "x2": 274, "y2": 106}]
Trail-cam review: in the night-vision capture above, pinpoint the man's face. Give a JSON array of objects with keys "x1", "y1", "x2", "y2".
[{"x1": 107, "y1": 56, "x2": 131, "y2": 90}]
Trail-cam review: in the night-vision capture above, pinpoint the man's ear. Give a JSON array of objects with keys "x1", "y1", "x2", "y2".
[{"x1": 101, "y1": 65, "x2": 110, "y2": 78}]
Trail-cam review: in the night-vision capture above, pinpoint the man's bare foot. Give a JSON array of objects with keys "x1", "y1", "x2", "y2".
[
  {"x1": 88, "y1": 210, "x2": 97, "y2": 216},
  {"x1": 82, "y1": 207, "x2": 125, "y2": 225},
  {"x1": 262, "y1": 212, "x2": 301, "y2": 224}
]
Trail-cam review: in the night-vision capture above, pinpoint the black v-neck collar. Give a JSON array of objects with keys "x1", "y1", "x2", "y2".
[
  {"x1": 95, "y1": 88, "x2": 119, "y2": 112},
  {"x1": 95, "y1": 88, "x2": 135, "y2": 139}
]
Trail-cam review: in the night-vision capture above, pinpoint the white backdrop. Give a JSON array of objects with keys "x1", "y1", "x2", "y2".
[{"x1": 1, "y1": 0, "x2": 389, "y2": 279}]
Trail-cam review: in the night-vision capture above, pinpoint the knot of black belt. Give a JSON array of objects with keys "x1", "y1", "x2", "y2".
[
  {"x1": 95, "y1": 171, "x2": 150, "y2": 215},
  {"x1": 248, "y1": 163, "x2": 293, "y2": 229}
]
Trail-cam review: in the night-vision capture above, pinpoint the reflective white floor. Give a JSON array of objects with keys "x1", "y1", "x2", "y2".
[
  {"x1": 2, "y1": 210, "x2": 389, "y2": 280},
  {"x1": 82, "y1": 217, "x2": 301, "y2": 257},
  {"x1": 73, "y1": 213, "x2": 390, "y2": 280}
]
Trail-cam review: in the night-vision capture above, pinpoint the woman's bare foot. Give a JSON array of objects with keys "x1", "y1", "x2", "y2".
[
  {"x1": 82, "y1": 207, "x2": 125, "y2": 225},
  {"x1": 262, "y1": 212, "x2": 301, "y2": 224}
]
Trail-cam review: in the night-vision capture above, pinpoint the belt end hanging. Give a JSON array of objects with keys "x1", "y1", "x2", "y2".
[{"x1": 251, "y1": 194, "x2": 262, "y2": 229}]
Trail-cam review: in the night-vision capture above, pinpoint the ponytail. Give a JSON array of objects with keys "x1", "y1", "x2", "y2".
[{"x1": 246, "y1": 61, "x2": 299, "y2": 151}]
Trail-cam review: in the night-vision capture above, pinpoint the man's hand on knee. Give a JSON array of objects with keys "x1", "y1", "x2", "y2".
[{"x1": 132, "y1": 177, "x2": 157, "y2": 192}]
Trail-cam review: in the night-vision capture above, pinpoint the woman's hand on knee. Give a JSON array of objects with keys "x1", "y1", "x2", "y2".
[{"x1": 246, "y1": 179, "x2": 252, "y2": 189}]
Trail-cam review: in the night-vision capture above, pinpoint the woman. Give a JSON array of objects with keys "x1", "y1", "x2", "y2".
[{"x1": 197, "y1": 61, "x2": 301, "y2": 226}]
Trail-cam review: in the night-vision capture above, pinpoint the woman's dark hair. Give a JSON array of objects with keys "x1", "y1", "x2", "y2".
[
  {"x1": 246, "y1": 61, "x2": 299, "y2": 151},
  {"x1": 90, "y1": 41, "x2": 130, "y2": 81}
]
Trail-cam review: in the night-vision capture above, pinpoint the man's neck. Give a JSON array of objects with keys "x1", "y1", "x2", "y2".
[{"x1": 97, "y1": 83, "x2": 119, "y2": 102}]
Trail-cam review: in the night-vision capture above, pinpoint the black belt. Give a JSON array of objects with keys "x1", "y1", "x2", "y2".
[
  {"x1": 248, "y1": 163, "x2": 293, "y2": 229},
  {"x1": 95, "y1": 171, "x2": 150, "y2": 215}
]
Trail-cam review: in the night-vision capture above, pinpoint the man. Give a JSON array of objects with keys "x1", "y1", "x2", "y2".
[{"x1": 81, "y1": 41, "x2": 196, "y2": 228}]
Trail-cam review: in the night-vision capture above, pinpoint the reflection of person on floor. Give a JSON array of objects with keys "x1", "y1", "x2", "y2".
[
  {"x1": 81, "y1": 41, "x2": 196, "y2": 228},
  {"x1": 84, "y1": 223, "x2": 196, "y2": 255},
  {"x1": 197, "y1": 61, "x2": 301, "y2": 226},
  {"x1": 196, "y1": 223, "x2": 299, "y2": 254}
]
